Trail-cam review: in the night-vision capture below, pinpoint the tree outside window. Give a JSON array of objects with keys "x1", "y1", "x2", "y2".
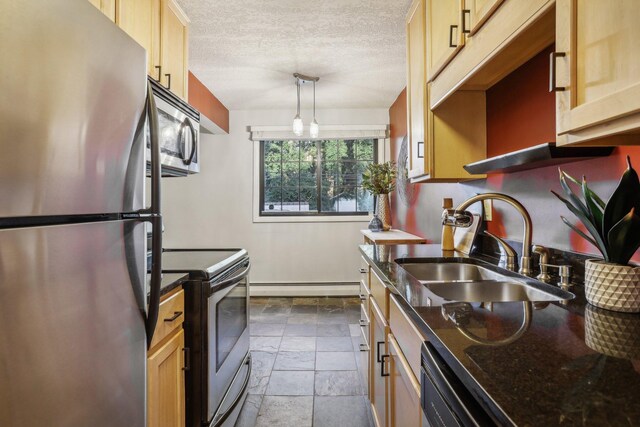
[{"x1": 261, "y1": 139, "x2": 377, "y2": 215}]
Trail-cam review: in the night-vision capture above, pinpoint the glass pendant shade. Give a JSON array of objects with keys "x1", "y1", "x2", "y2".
[
  {"x1": 293, "y1": 114, "x2": 304, "y2": 136},
  {"x1": 309, "y1": 119, "x2": 319, "y2": 138}
]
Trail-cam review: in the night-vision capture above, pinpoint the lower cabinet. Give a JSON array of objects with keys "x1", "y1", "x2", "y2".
[
  {"x1": 370, "y1": 299, "x2": 389, "y2": 427},
  {"x1": 388, "y1": 334, "x2": 422, "y2": 427},
  {"x1": 147, "y1": 288, "x2": 186, "y2": 427},
  {"x1": 148, "y1": 329, "x2": 186, "y2": 427}
]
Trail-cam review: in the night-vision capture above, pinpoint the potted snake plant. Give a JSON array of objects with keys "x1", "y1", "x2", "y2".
[
  {"x1": 362, "y1": 161, "x2": 397, "y2": 231},
  {"x1": 552, "y1": 156, "x2": 640, "y2": 312}
]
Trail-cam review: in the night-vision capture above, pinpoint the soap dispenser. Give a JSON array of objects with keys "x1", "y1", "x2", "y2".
[{"x1": 441, "y1": 198, "x2": 455, "y2": 251}]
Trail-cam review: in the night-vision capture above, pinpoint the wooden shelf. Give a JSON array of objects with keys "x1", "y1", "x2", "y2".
[
  {"x1": 361, "y1": 229, "x2": 427, "y2": 245},
  {"x1": 463, "y1": 143, "x2": 614, "y2": 175}
]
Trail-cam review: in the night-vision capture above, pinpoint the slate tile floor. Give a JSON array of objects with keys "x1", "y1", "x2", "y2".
[{"x1": 235, "y1": 297, "x2": 374, "y2": 427}]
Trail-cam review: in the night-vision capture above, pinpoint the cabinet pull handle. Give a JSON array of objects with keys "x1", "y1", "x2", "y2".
[
  {"x1": 376, "y1": 341, "x2": 385, "y2": 362},
  {"x1": 154, "y1": 65, "x2": 162, "y2": 83},
  {"x1": 359, "y1": 319, "x2": 369, "y2": 327},
  {"x1": 549, "y1": 51, "x2": 566, "y2": 92},
  {"x1": 359, "y1": 268, "x2": 367, "y2": 274},
  {"x1": 417, "y1": 141, "x2": 424, "y2": 159},
  {"x1": 359, "y1": 293, "x2": 367, "y2": 302},
  {"x1": 182, "y1": 347, "x2": 190, "y2": 371},
  {"x1": 165, "y1": 73, "x2": 172, "y2": 90},
  {"x1": 163, "y1": 311, "x2": 182, "y2": 322},
  {"x1": 449, "y1": 25, "x2": 458, "y2": 48},
  {"x1": 380, "y1": 354, "x2": 390, "y2": 377},
  {"x1": 461, "y1": 9, "x2": 470, "y2": 34},
  {"x1": 359, "y1": 342, "x2": 370, "y2": 352}
]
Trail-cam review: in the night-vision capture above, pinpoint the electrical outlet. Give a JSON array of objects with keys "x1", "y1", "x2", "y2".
[{"x1": 483, "y1": 199, "x2": 493, "y2": 221}]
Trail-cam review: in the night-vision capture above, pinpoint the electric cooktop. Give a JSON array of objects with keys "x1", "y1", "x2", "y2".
[{"x1": 160, "y1": 248, "x2": 248, "y2": 280}]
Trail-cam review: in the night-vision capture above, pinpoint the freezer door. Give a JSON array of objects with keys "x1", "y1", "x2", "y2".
[
  {"x1": 0, "y1": 220, "x2": 147, "y2": 426},
  {"x1": 0, "y1": 0, "x2": 147, "y2": 218}
]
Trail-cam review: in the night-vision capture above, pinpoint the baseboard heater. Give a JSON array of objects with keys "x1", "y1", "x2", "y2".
[{"x1": 249, "y1": 282, "x2": 359, "y2": 297}]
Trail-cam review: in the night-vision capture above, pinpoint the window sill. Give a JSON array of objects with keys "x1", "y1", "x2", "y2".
[{"x1": 253, "y1": 214, "x2": 372, "y2": 223}]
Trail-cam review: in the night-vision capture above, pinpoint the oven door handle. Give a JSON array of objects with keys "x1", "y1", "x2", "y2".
[
  {"x1": 213, "y1": 354, "x2": 252, "y2": 427},
  {"x1": 212, "y1": 262, "x2": 251, "y2": 291}
]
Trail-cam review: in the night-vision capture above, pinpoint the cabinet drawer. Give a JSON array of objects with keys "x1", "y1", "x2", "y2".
[
  {"x1": 370, "y1": 270, "x2": 389, "y2": 320},
  {"x1": 389, "y1": 294, "x2": 425, "y2": 380},
  {"x1": 388, "y1": 333, "x2": 422, "y2": 427},
  {"x1": 150, "y1": 288, "x2": 184, "y2": 349}
]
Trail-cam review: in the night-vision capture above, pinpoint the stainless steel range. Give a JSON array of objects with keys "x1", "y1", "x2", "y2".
[{"x1": 161, "y1": 249, "x2": 251, "y2": 427}]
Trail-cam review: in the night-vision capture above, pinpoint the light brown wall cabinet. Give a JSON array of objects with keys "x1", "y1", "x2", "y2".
[
  {"x1": 88, "y1": 0, "x2": 189, "y2": 100},
  {"x1": 555, "y1": 0, "x2": 640, "y2": 145},
  {"x1": 426, "y1": 0, "x2": 465, "y2": 82},
  {"x1": 148, "y1": 288, "x2": 186, "y2": 427},
  {"x1": 466, "y1": 0, "x2": 504, "y2": 35},
  {"x1": 406, "y1": 0, "x2": 486, "y2": 183}
]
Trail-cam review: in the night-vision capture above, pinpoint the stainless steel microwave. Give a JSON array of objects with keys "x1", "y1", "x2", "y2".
[{"x1": 147, "y1": 78, "x2": 200, "y2": 177}]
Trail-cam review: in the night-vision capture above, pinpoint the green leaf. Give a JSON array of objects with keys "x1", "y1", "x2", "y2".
[
  {"x1": 551, "y1": 190, "x2": 609, "y2": 260},
  {"x1": 607, "y1": 208, "x2": 640, "y2": 265},
  {"x1": 565, "y1": 173, "x2": 606, "y2": 209},
  {"x1": 603, "y1": 156, "x2": 640, "y2": 239},
  {"x1": 560, "y1": 216, "x2": 598, "y2": 248},
  {"x1": 582, "y1": 176, "x2": 605, "y2": 240},
  {"x1": 559, "y1": 170, "x2": 593, "y2": 225}
]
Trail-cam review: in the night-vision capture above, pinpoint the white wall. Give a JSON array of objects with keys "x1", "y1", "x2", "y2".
[{"x1": 161, "y1": 108, "x2": 389, "y2": 284}]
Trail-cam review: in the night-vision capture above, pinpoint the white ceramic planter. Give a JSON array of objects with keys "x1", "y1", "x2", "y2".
[
  {"x1": 584, "y1": 259, "x2": 640, "y2": 313},
  {"x1": 584, "y1": 304, "x2": 640, "y2": 359}
]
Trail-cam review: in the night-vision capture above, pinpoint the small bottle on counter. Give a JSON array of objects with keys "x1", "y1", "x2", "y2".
[{"x1": 441, "y1": 198, "x2": 455, "y2": 251}]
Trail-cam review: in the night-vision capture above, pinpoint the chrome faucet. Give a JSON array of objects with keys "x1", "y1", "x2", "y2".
[{"x1": 455, "y1": 193, "x2": 533, "y2": 275}]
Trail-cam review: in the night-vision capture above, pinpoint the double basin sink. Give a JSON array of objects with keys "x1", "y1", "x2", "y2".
[{"x1": 397, "y1": 261, "x2": 574, "y2": 303}]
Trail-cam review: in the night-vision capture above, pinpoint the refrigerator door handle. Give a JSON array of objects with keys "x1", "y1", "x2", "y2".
[{"x1": 144, "y1": 81, "x2": 163, "y2": 349}]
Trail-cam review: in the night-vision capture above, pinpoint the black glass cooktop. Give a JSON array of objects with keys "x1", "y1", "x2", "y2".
[{"x1": 160, "y1": 248, "x2": 248, "y2": 280}]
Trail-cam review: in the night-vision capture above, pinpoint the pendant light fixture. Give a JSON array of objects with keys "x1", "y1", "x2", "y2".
[
  {"x1": 309, "y1": 79, "x2": 319, "y2": 138},
  {"x1": 292, "y1": 73, "x2": 320, "y2": 138},
  {"x1": 292, "y1": 77, "x2": 303, "y2": 136}
]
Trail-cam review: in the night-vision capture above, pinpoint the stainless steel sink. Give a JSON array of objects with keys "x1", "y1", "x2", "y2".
[
  {"x1": 399, "y1": 262, "x2": 506, "y2": 283},
  {"x1": 397, "y1": 262, "x2": 574, "y2": 302},
  {"x1": 425, "y1": 280, "x2": 563, "y2": 302}
]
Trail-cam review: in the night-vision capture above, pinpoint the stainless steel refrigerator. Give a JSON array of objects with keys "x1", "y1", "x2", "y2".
[{"x1": 0, "y1": 1, "x2": 163, "y2": 426}]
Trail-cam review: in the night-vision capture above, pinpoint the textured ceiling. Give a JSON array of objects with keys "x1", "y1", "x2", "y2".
[{"x1": 177, "y1": 0, "x2": 412, "y2": 110}]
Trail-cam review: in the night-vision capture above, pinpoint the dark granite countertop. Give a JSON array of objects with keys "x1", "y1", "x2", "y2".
[
  {"x1": 360, "y1": 244, "x2": 640, "y2": 427},
  {"x1": 160, "y1": 273, "x2": 188, "y2": 297}
]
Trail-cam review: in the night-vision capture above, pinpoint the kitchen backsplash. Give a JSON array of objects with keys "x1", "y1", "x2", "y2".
[{"x1": 389, "y1": 46, "x2": 640, "y2": 264}]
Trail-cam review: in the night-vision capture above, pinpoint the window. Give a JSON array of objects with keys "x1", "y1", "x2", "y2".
[{"x1": 260, "y1": 139, "x2": 377, "y2": 216}]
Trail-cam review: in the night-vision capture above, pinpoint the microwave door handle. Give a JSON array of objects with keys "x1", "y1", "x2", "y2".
[{"x1": 181, "y1": 118, "x2": 197, "y2": 166}]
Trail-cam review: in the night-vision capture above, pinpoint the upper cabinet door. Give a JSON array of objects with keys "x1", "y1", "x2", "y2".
[
  {"x1": 406, "y1": 0, "x2": 427, "y2": 179},
  {"x1": 117, "y1": 0, "x2": 161, "y2": 79},
  {"x1": 465, "y1": 0, "x2": 504, "y2": 35},
  {"x1": 556, "y1": 0, "x2": 640, "y2": 144},
  {"x1": 426, "y1": 0, "x2": 465, "y2": 81},
  {"x1": 161, "y1": 0, "x2": 190, "y2": 100}
]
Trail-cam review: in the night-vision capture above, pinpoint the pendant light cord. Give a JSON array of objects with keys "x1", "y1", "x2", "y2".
[
  {"x1": 296, "y1": 78, "x2": 301, "y2": 116},
  {"x1": 313, "y1": 80, "x2": 316, "y2": 120}
]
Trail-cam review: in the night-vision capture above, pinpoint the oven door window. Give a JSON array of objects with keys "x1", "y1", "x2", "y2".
[{"x1": 216, "y1": 280, "x2": 247, "y2": 371}]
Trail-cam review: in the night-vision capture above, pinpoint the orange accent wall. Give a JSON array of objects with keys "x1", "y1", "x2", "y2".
[
  {"x1": 188, "y1": 72, "x2": 229, "y2": 133},
  {"x1": 486, "y1": 45, "x2": 556, "y2": 157}
]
